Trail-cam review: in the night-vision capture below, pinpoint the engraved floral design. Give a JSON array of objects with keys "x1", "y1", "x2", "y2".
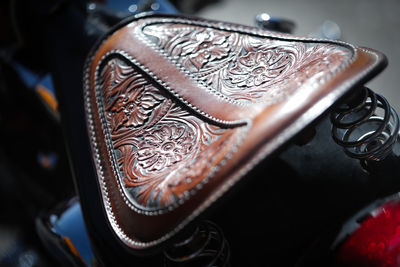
[
  {"x1": 137, "y1": 124, "x2": 195, "y2": 172},
  {"x1": 101, "y1": 59, "x2": 164, "y2": 131},
  {"x1": 180, "y1": 29, "x2": 231, "y2": 70},
  {"x1": 228, "y1": 48, "x2": 292, "y2": 87},
  {"x1": 108, "y1": 87, "x2": 163, "y2": 130},
  {"x1": 99, "y1": 57, "x2": 241, "y2": 209},
  {"x1": 143, "y1": 23, "x2": 352, "y2": 104}
]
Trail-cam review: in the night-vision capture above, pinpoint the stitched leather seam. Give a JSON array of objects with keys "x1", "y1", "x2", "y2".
[
  {"x1": 136, "y1": 18, "x2": 357, "y2": 105},
  {"x1": 91, "y1": 50, "x2": 250, "y2": 213},
  {"x1": 82, "y1": 15, "x2": 381, "y2": 248},
  {"x1": 113, "y1": 50, "x2": 247, "y2": 127},
  {"x1": 85, "y1": 68, "x2": 249, "y2": 246}
]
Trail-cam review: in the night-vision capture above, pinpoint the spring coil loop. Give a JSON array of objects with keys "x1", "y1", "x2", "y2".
[
  {"x1": 164, "y1": 221, "x2": 230, "y2": 267},
  {"x1": 331, "y1": 86, "x2": 399, "y2": 163}
]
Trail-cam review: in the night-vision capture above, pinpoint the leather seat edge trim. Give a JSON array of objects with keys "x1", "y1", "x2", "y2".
[{"x1": 82, "y1": 14, "x2": 387, "y2": 249}]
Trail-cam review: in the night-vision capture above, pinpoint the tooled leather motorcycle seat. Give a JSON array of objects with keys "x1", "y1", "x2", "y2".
[{"x1": 84, "y1": 13, "x2": 386, "y2": 250}]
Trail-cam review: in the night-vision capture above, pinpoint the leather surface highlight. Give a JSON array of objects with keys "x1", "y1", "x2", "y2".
[{"x1": 84, "y1": 14, "x2": 386, "y2": 249}]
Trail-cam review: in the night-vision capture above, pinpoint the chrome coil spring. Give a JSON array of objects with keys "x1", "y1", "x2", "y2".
[
  {"x1": 164, "y1": 221, "x2": 230, "y2": 267},
  {"x1": 331, "y1": 86, "x2": 399, "y2": 164}
]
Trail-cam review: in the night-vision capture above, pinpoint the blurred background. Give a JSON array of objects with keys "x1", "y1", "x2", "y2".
[{"x1": 0, "y1": 0, "x2": 399, "y2": 266}]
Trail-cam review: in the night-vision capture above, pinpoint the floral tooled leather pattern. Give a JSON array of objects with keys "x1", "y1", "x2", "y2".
[
  {"x1": 100, "y1": 57, "x2": 243, "y2": 209},
  {"x1": 229, "y1": 49, "x2": 292, "y2": 87},
  {"x1": 95, "y1": 21, "x2": 353, "y2": 212},
  {"x1": 136, "y1": 124, "x2": 195, "y2": 172},
  {"x1": 142, "y1": 23, "x2": 352, "y2": 104},
  {"x1": 180, "y1": 30, "x2": 231, "y2": 70}
]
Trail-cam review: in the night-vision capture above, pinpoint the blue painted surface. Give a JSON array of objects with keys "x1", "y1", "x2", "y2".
[
  {"x1": 39, "y1": 74, "x2": 55, "y2": 94},
  {"x1": 12, "y1": 63, "x2": 41, "y2": 89},
  {"x1": 50, "y1": 201, "x2": 95, "y2": 265},
  {"x1": 12, "y1": 62, "x2": 56, "y2": 96}
]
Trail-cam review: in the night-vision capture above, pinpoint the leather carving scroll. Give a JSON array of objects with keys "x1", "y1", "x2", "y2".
[
  {"x1": 142, "y1": 23, "x2": 351, "y2": 104},
  {"x1": 100, "y1": 57, "x2": 245, "y2": 210},
  {"x1": 84, "y1": 14, "x2": 386, "y2": 250}
]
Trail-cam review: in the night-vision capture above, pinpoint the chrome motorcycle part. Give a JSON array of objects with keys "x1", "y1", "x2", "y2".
[
  {"x1": 255, "y1": 12, "x2": 296, "y2": 33},
  {"x1": 331, "y1": 86, "x2": 400, "y2": 169}
]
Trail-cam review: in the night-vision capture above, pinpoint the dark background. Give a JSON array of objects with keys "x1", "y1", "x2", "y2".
[{"x1": 0, "y1": 0, "x2": 399, "y2": 266}]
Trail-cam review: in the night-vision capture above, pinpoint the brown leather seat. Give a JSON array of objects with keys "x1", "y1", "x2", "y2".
[{"x1": 84, "y1": 14, "x2": 386, "y2": 250}]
